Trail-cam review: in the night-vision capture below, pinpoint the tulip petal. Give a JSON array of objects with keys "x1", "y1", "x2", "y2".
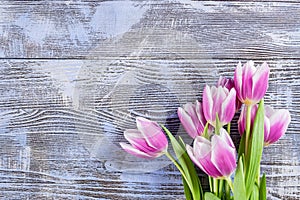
[
  {"x1": 252, "y1": 62, "x2": 269, "y2": 102},
  {"x1": 193, "y1": 136, "x2": 211, "y2": 158},
  {"x1": 267, "y1": 109, "x2": 291, "y2": 144},
  {"x1": 212, "y1": 87, "x2": 227, "y2": 120},
  {"x1": 178, "y1": 107, "x2": 198, "y2": 138},
  {"x1": 124, "y1": 129, "x2": 157, "y2": 153},
  {"x1": 186, "y1": 144, "x2": 207, "y2": 174},
  {"x1": 120, "y1": 143, "x2": 158, "y2": 159},
  {"x1": 220, "y1": 88, "x2": 236, "y2": 125},
  {"x1": 188, "y1": 142, "x2": 222, "y2": 178},
  {"x1": 184, "y1": 103, "x2": 204, "y2": 135},
  {"x1": 211, "y1": 132, "x2": 237, "y2": 177},
  {"x1": 234, "y1": 62, "x2": 243, "y2": 102},
  {"x1": 242, "y1": 61, "x2": 255, "y2": 101},
  {"x1": 195, "y1": 100, "x2": 207, "y2": 131},
  {"x1": 238, "y1": 105, "x2": 246, "y2": 136},
  {"x1": 193, "y1": 137, "x2": 222, "y2": 178},
  {"x1": 265, "y1": 105, "x2": 275, "y2": 117},
  {"x1": 136, "y1": 117, "x2": 168, "y2": 150},
  {"x1": 217, "y1": 76, "x2": 234, "y2": 90},
  {"x1": 199, "y1": 152, "x2": 223, "y2": 178},
  {"x1": 203, "y1": 85, "x2": 214, "y2": 124},
  {"x1": 264, "y1": 117, "x2": 271, "y2": 142},
  {"x1": 219, "y1": 128, "x2": 235, "y2": 148}
]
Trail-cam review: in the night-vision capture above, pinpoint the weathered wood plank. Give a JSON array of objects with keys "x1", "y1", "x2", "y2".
[
  {"x1": 0, "y1": 59, "x2": 299, "y2": 199},
  {"x1": 0, "y1": 0, "x2": 299, "y2": 59},
  {"x1": 0, "y1": 108, "x2": 298, "y2": 199},
  {"x1": 1, "y1": 59, "x2": 298, "y2": 130}
]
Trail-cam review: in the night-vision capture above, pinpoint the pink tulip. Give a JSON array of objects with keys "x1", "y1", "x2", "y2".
[
  {"x1": 178, "y1": 100, "x2": 208, "y2": 139},
  {"x1": 120, "y1": 117, "x2": 168, "y2": 159},
  {"x1": 238, "y1": 105, "x2": 291, "y2": 146},
  {"x1": 217, "y1": 76, "x2": 242, "y2": 111},
  {"x1": 234, "y1": 61, "x2": 270, "y2": 106},
  {"x1": 202, "y1": 85, "x2": 236, "y2": 127},
  {"x1": 186, "y1": 128, "x2": 237, "y2": 178},
  {"x1": 217, "y1": 76, "x2": 235, "y2": 90},
  {"x1": 265, "y1": 106, "x2": 291, "y2": 145}
]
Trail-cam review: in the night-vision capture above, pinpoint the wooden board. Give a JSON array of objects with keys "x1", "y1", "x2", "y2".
[{"x1": 0, "y1": 0, "x2": 299, "y2": 199}]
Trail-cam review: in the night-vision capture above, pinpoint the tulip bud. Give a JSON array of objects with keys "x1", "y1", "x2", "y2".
[
  {"x1": 217, "y1": 76, "x2": 235, "y2": 90},
  {"x1": 186, "y1": 128, "x2": 237, "y2": 178},
  {"x1": 202, "y1": 85, "x2": 236, "y2": 127},
  {"x1": 234, "y1": 61, "x2": 270, "y2": 106},
  {"x1": 177, "y1": 100, "x2": 209, "y2": 139},
  {"x1": 217, "y1": 76, "x2": 242, "y2": 111},
  {"x1": 120, "y1": 117, "x2": 168, "y2": 159}
]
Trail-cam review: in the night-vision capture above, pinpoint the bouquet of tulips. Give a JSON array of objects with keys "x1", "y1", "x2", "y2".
[{"x1": 120, "y1": 61, "x2": 291, "y2": 200}]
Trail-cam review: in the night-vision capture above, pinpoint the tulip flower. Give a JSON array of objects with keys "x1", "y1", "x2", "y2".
[
  {"x1": 217, "y1": 76, "x2": 235, "y2": 90},
  {"x1": 264, "y1": 106, "x2": 291, "y2": 145},
  {"x1": 238, "y1": 105, "x2": 291, "y2": 146},
  {"x1": 217, "y1": 76, "x2": 242, "y2": 111},
  {"x1": 234, "y1": 61, "x2": 270, "y2": 106},
  {"x1": 186, "y1": 128, "x2": 237, "y2": 178},
  {"x1": 202, "y1": 85, "x2": 236, "y2": 127},
  {"x1": 178, "y1": 100, "x2": 208, "y2": 139},
  {"x1": 120, "y1": 117, "x2": 168, "y2": 159}
]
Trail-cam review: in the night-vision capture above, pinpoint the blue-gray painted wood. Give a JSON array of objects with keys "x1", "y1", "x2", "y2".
[{"x1": 0, "y1": 1, "x2": 299, "y2": 199}]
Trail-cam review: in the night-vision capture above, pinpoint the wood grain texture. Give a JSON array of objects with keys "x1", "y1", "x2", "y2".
[
  {"x1": 0, "y1": 0, "x2": 300, "y2": 59},
  {"x1": 0, "y1": 0, "x2": 299, "y2": 199}
]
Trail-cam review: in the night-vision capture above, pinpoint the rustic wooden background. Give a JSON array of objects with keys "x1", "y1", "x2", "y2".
[{"x1": 0, "y1": 0, "x2": 299, "y2": 199}]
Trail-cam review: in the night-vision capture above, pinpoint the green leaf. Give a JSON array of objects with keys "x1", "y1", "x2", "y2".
[
  {"x1": 259, "y1": 174, "x2": 267, "y2": 200},
  {"x1": 204, "y1": 192, "x2": 221, "y2": 200},
  {"x1": 234, "y1": 155, "x2": 247, "y2": 200},
  {"x1": 250, "y1": 183, "x2": 259, "y2": 200},
  {"x1": 215, "y1": 113, "x2": 221, "y2": 135},
  {"x1": 178, "y1": 136, "x2": 203, "y2": 198},
  {"x1": 203, "y1": 122, "x2": 210, "y2": 139},
  {"x1": 162, "y1": 125, "x2": 202, "y2": 200},
  {"x1": 245, "y1": 100, "x2": 265, "y2": 199},
  {"x1": 183, "y1": 177, "x2": 193, "y2": 200}
]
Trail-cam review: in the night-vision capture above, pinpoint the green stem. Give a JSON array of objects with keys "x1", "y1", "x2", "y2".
[
  {"x1": 215, "y1": 113, "x2": 221, "y2": 135},
  {"x1": 257, "y1": 165, "x2": 261, "y2": 185},
  {"x1": 225, "y1": 181, "x2": 231, "y2": 200},
  {"x1": 165, "y1": 151, "x2": 196, "y2": 199},
  {"x1": 209, "y1": 176, "x2": 213, "y2": 192},
  {"x1": 213, "y1": 178, "x2": 219, "y2": 196},
  {"x1": 225, "y1": 178, "x2": 234, "y2": 193},
  {"x1": 245, "y1": 105, "x2": 252, "y2": 157},
  {"x1": 218, "y1": 179, "x2": 224, "y2": 199}
]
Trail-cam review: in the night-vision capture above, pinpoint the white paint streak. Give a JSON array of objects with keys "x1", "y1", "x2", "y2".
[
  {"x1": 14, "y1": 14, "x2": 56, "y2": 44},
  {"x1": 179, "y1": 0, "x2": 218, "y2": 12},
  {"x1": 35, "y1": 61, "x2": 82, "y2": 104},
  {"x1": 91, "y1": 1, "x2": 148, "y2": 38},
  {"x1": 265, "y1": 30, "x2": 300, "y2": 46}
]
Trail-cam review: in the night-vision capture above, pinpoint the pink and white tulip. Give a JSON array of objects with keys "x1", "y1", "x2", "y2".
[
  {"x1": 202, "y1": 85, "x2": 236, "y2": 127},
  {"x1": 217, "y1": 76, "x2": 235, "y2": 91},
  {"x1": 120, "y1": 117, "x2": 168, "y2": 159},
  {"x1": 234, "y1": 61, "x2": 269, "y2": 106},
  {"x1": 178, "y1": 100, "x2": 208, "y2": 139},
  {"x1": 264, "y1": 106, "x2": 291, "y2": 145},
  {"x1": 238, "y1": 105, "x2": 291, "y2": 146},
  {"x1": 186, "y1": 128, "x2": 237, "y2": 178}
]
